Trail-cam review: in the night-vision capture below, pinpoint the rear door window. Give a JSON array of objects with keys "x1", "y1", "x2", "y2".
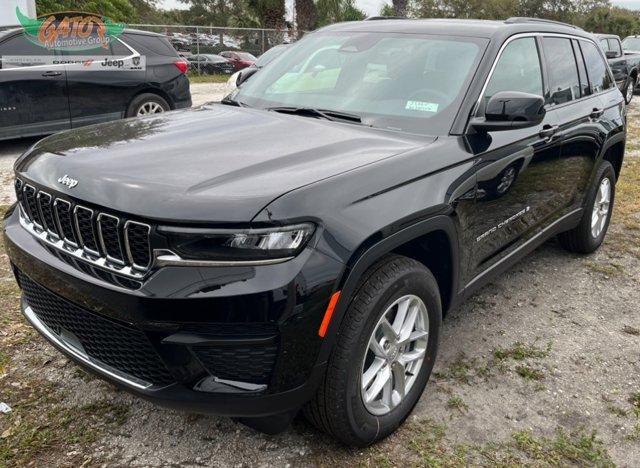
[
  {"x1": 580, "y1": 40, "x2": 614, "y2": 93},
  {"x1": 123, "y1": 33, "x2": 177, "y2": 57},
  {"x1": 0, "y1": 33, "x2": 55, "y2": 68},
  {"x1": 572, "y1": 39, "x2": 591, "y2": 97},
  {"x1": 542, "y1": 37, "x2": 581, "y2": 105}
]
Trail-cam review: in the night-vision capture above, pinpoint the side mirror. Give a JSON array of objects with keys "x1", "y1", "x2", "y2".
[
  {"x1": 236, "y1": 67, "x2": 258, "y2": 87},
  {"x1": 605, "y1": 50, "x2": 618, "y2": 59},
  {"x1": 471, "y1": 91, "x2": 546, "y2": 133}
]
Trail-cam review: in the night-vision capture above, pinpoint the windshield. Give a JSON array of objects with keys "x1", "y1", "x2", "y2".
[
  {"x1": 256, "y1": 45, "x2": 287, "y2": 67},
  {"x1": 623, "y1": 37, "x2": 640, "y2": 50},
  {"x1": 235, "y1": 32, "x2": 486, "y2": 135}
]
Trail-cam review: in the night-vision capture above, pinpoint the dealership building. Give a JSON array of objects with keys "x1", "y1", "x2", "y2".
[{"x1": 0, "y1": 0, "x2": 36, "y2": 27}]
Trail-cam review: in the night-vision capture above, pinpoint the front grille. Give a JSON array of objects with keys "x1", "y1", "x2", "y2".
[
  {"x1": 193, "y1": 342, "x2": 278, "y2": 385},
  {"x1": 15, "y1": 179, "x2": 152, "y2": 276},
  {"x1": 19, "y1": 271, "x2": 174, "y2": 386}
]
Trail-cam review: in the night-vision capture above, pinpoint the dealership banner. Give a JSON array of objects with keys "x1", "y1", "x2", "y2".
[
  {"x1": 1, "y1": 55, "x2": 146, "y2": 71},
  {"x1": 16, "y1": 7, "x2": 126, "y2": 51}
]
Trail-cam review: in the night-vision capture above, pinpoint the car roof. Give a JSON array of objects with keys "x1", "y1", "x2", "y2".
[
  {"x1": 595, "y1": 33, "x2": 619, "y2": 39},
  {"x1": 320, "y1": 18, "x2": 595, "y2": 42}
]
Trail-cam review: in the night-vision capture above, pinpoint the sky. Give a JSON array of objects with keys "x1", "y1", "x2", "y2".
[
  {"x1": 157, "y1": 0, "x2": 640, "y2": 17},
  {"x1": 158, "y1": 0, "x2": 388, "y2": 18}
]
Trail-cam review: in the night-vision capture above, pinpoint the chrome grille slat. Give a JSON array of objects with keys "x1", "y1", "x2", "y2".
[
  {"x1": 124, "y1": 221, "x2": 152, "y2": 270},
  {"x1": 74, "y1": 206, "x2": 100, "y2": 256},
  {"x1": 97, "y1": 213, "x2": 125, "y2": 265},
  {"x1": 37, "y1": 191, "x2": 59, "y2": 238},
  {"x1": 14, "y1": 179, "x2": 153, "y2": 279},
  {"x1": 53, "y1": 199, "x2": 78, "y2": 247}
]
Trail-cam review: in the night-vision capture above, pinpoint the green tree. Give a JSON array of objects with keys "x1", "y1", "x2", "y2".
[
  {"x1": 36, "y1": 0, "x2": 137, "y2": 22},
  {"x1": 296, "y1": 0, "x2": 317, "y2": 33},
  {"x1": 379, "y1": 3, "x2": 395, "y2": 16},
  {"x1": 316, "y1": 0, "x2": 365, "y2": 26},
  {"x1": 582, "y1": 6, "x2": 640, "y2": 37}
]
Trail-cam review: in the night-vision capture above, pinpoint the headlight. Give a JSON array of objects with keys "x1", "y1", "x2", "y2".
[{"x1": 158, "y1": 223, "x2": 315, "y2": 262}]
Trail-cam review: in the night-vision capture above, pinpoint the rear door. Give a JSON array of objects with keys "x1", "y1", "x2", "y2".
[
  {"x1": 63, "y1": 38, "x2": 145, "y2": 128},
  {"x1": 553, "y1": 38, "x2": 622, "y2": 211},
  {"x1": 465, "y1": 36, "x2": 563, "y2": 286},
  {"x1": 0, "y1": 32, "x2": 70, "y2": 139}
]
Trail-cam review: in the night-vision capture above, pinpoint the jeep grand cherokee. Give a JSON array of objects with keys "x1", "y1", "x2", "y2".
[{"x1": 4, "y1": 18, "x2": 625, "y2": 446}]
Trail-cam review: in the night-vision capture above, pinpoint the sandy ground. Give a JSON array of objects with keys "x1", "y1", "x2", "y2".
[{"x1": 0, "y1": 97, "x2": 639, "y2": 467}]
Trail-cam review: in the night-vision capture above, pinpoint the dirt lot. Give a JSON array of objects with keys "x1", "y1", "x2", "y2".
[{"x1": 0, "y1": 99, "x2": 639, "y2": 467}]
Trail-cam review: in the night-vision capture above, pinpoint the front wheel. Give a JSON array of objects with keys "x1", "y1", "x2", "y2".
[
  {"x1": 304, "y1": 255, "x2": 442, "y2": 447},
  {"x1": 126, "y1": 93, "x2": 170, "y2": 118},
  {"x1": 558, "y1": 160, "x2": 616, "y2": 254}
]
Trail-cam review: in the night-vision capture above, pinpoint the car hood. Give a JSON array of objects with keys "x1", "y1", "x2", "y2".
[{"x1": 16, "y1": 104, "x2": 432, "y2": 223}]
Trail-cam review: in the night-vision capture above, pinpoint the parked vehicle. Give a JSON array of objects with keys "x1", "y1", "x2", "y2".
[
  {"x1": 220, "y1": 50, "x2": 257, "y2": 71},
  {"x1": 622, "y1": 35, "x2": 640, "y2": 53},
  {"x1": 0, "y1": 28, "x2": 191, "y2": 141},
  {"x1": 226, "y1": 44, "x2": 289, "y2": 93},
  {"x1": 5, "y1": 18, "x2": 625, "y2": 446},
  {"x1": 596, "y1": 33, "x2": 640, "y2": 103},
  {"x1": 187, "y1": 54, "x2": 235, "y2": 75},
  {"x1": 169, "y1": 36, "x2": 191, "y2": 52}
]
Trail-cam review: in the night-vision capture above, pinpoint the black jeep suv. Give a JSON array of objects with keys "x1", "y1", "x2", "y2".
[{"x1": 4, "y1": 18, "x2": 625, "y2": 446}]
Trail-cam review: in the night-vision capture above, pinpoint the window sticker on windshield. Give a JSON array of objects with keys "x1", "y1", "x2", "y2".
[{"x1": 405, "y1": 101, "x2": 439, "y2": 112}]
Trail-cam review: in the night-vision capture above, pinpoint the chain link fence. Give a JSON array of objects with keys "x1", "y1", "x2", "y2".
[{"x1": 129, "y1": 24, "x2": 296, "y2": 76}]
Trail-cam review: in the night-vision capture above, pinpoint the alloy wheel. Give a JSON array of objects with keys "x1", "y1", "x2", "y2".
[
  {"x1": 591, "y1": 177, "x2": 611, "y2": 238},
  {"x1": 627, "y1": 81, "x2": 635, "y2": 103},
  {"x1": 361, "y1": 294, "x2": 429, "y2": 416},
  {"x1": 137, "y1": 102, "x2": 165, "y2": 116}
]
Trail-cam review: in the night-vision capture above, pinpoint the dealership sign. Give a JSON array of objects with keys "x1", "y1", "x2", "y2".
[{"x1": 16, "y1": 7, "x2": 126, "y2": 51}]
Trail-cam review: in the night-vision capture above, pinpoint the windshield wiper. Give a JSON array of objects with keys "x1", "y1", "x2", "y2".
[
  {"x1": 220, "y1": 95, "x2": 248, "y2": 107},
  {"x1": 267, "y1": 106, "x2": 364, "y2": 125}
]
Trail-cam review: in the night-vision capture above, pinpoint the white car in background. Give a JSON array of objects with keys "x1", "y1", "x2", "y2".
[{"x1": 226, "y1": 44, "x2": 289, "y2": 94}]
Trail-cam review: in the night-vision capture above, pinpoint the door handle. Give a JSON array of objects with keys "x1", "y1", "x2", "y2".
[
  {"x1": 539, "y1": 125, "x2": 559, "y2": 139},
  {"x1": 590, "y1": 108, "x2": 604, "y2": 119},
  {"x1": 41, "y1": 71, "x2": 62, "y2": 77}
]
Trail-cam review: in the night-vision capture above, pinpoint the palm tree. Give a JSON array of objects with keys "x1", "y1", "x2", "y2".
[{"x1": 295, "y1": 0, "x2": 317, "y2": 34}]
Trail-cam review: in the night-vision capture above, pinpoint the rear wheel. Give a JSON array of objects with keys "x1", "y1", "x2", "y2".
[
  {"x1": 625, "y1": 76, "x2": 636, "y2": 104},
  {"x1": 304, "y1": 255, "x2": 441, "y2": 447},
  {"x1": 558, "y1": 160, "x2": 616, "y2": 254},
  {"x1": 126, "y1": 93, "x2": 170, "y2": 118}
]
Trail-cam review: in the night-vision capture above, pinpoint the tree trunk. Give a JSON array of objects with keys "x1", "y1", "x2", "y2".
[
  {"x1": 296, "y1": 0, "x2": 317, "y2": 36},
  {"x1": 393, "y1": 0, "x2": 408, "y2": 17}
]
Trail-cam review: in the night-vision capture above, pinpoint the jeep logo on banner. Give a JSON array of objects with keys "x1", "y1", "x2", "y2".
[{"x1": 16, "y1": 7, "x2": 126, "y2": 51}]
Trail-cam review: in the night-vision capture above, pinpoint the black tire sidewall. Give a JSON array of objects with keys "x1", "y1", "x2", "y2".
[{"x1": 340, "y1": 267, "x2": 441, "y2": 445}]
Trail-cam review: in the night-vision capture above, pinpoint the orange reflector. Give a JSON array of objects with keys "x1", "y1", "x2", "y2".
[{"x1": 318, "y1": 291, "x2": 341, "y2": 338}]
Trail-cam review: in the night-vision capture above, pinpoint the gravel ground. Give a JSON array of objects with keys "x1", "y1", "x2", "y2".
[{"x1": 0, "y1": 98, "x2": 639, "y2": 467}]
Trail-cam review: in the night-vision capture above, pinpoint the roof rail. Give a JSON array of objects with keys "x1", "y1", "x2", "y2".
[
  {"x1": 364, "y1": 16, "x2": 405, "y2": 21},
  {"x1": 505, "y1": 17, "x2": 583, "y2": 30}
]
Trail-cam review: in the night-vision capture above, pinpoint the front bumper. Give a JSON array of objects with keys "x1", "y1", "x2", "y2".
[{"x1": 4, "y1": 205, "x2": 343, "y2": 417}]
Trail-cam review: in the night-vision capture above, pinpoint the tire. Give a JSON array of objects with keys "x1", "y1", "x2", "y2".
[
  {"x1": 624, "y1": 76, "x2": 636, "y2": 105},
  {"x1": 558, "y1": 160, "x2": 616, "y2": 254},
  {"x1": 304, "y1": 254, "x2": 442, "y2": 447},
  {"x1": 126, "y1": 93, "x2": 170, "y2": 118}
]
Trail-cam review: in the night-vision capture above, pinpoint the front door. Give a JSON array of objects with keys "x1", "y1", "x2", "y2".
[
  {"x1": 0, "y1": 32, "x2": 70, "y2": 139},
  {"x1": 465, "y1": 36, "x2": 566, "y2": 288}
]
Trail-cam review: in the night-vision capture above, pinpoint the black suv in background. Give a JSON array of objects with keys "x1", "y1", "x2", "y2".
[
  {"x1": 4, "y1": 18, "x2": 625, "y2": 446},
  {"x1": 0, "y1": 28, "x2": 191, "y2": 141},
  {"x1": 596, "y1": 33, "x2": 639, "y2": 103}
]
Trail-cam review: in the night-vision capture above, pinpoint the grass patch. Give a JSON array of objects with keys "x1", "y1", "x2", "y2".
[
  {"x1": 0, "y1": 381, "x2": 129, "y2": 466},
  {"x1": 434, "y1": 353, "x2": 476, "y2": 384},
  {"x1": 512, "y1": 429, "x2": 613, "y2": 466},
  {"x1": 494, "y1": 341, "x2": 552, "y2": 361},
  {"x1": 606, "y1": 404, "x2": 628, "y2": 418},
  {"x1": 630, "y1": 392, "x2": 640, "y2": 416},
  {"x1": 447, "y1": 395, "x2": 469, "y2": 413},
  {"x1": 188, "y1": 73, "x2": 231, "y2": 84},
  {"x1": 515, "y1": 365, "x2": 545, "y2": 381},
  {"x1": 584, "y1": 261, "x2": 624, "y2": 277}
]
